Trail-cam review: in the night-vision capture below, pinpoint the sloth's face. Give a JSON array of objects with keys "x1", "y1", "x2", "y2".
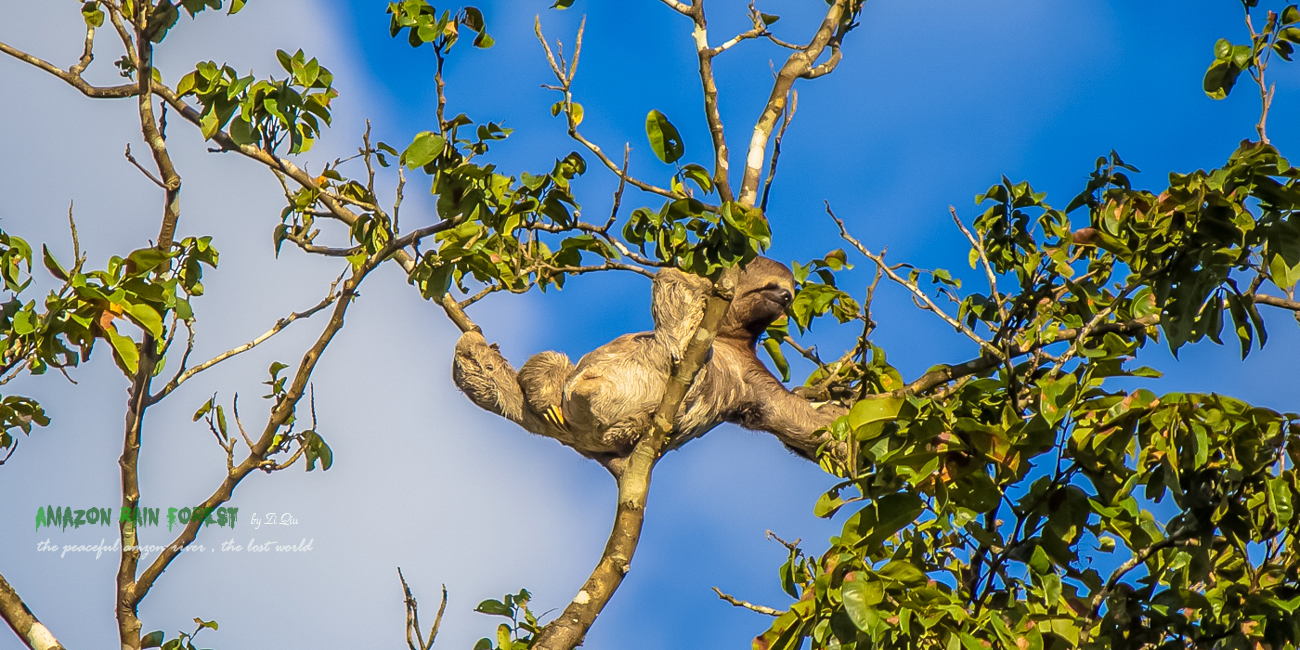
[
  {"x1": 751, "y1": 282, "x2": 794, "y2": 320},
  {"x1": 720, "y1": 257, "x2": 796, "y2": 341}
]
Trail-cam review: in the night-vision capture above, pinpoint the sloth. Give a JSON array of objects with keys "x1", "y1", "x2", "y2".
[{"x1": 451, "y1": 257, "x2": 845, "y2": 472}]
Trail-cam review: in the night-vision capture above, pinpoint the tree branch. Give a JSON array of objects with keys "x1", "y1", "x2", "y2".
[
  {"x1": 736, "y1": 0, "x2": 854, "y2": 206},
  {"x1": 134, "y1": 28, "x2": 182, "y2": 251},
  {"x1": 829, "y1": 204, "x2": 1002, "y2": 358},
  {"x1": 148, "y1": 282, "x2": 343, "y2": 405},
  {"x1": 680, "y1": 0, "x2": 737, "y2": 202},
  {"x1": 0, "y1": 39, "x2": 137, "y2": 98},
  {"x1": 1255, "y1": 292, "x2": 1300, "y2": 312},
  {"x1": 534, "y1": 18, "x2": 687, "y2": 202},
  {"x1": 712, "y1": 586, "x2": 784, "y2": 617},
  {"x1": 0, "y1": 572, "x2": 65, "y2": 650},
  {"x1": 398, "y1": 569, "x2": 446, "y2": 650}
]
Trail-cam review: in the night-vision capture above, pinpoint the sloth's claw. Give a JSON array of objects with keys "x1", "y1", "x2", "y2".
[{"x1": 543, "y1": 405, "x2": 568, "y2": 430}]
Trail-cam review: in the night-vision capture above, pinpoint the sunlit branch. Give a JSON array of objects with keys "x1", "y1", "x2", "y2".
[
  {"x1": 532, "y1": 266, "x2": 741, "y2": 650},
  {"x1": 0, "y1": 572, "x2": 64, "y2": 650},
  {"x1": 712, "y1": 587, "x2": 784, "y2": 617},
  {"x1": 148, "y1": 279, "x2": 345, "y2": 405},
  {"x1": 737, "y1": 0, "x2": 854, "y2": 206},
  {"x1": 534, "y1": 18, "x2": 688, "y2": 202},
  {"x1": 829, "y1": 204, "x2": 1001, "y2": 358}
]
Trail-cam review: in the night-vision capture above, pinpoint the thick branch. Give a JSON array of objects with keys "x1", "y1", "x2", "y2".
[
  {"x1": 0, "y1": 573, "x2": 65, "y2": 650},
  {"x1": 135, "y1": 33, "x2": 182, "y2": 251},
  {"x1": 682, "y1": 1, "x2": 737, "y2": 202},
  {"x1": 532, "y1": 266, "x2": 741, "y2": 650},
  {"x1": 1255, "y1": 292, "x2": 1300, "y2": 312},
  {"x1": 736, "y1": 0, "x2": 852, "y2": 206}
]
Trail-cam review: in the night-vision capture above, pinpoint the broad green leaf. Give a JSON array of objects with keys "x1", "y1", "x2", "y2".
[
  {"x1": 105, "y1": 325, "x2": 140, "y2": 375},
  {"x1": 841, "y1": 576, "x2": 883, "y2": 632},
  {"x1": 41, "y1": 245, "x2": 68, "y2": 281},
  {"x1": 762, "y1": 337, "x2": 790, "y2": 382},
  {"x1": 645, "y1": 110, "x2": 684, "y2": 164},
  {"x1": 403, "y1": 131, "x2": 446, "y2": 169},
  {"x1": 848, "y1": 395, "x2": 903, "y2": 430}
]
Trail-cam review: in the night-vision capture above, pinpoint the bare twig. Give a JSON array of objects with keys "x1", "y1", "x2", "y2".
[
  {"x1": 712, "y1": 587, "x2": 784, "y2": 617},
  {"x1": 124, "y1": 143, "x2": 166, "y2": 188},
  {"x1": 534, "y1": 18, "x2": 688, "y2": 202},
  {"x1": 759, "y1": 89, "x2": 796, "y2": 212},
  {"x1": 399, "y1": 569, "x2": 447, "y2": 650},
  {"x1": 148, "y1": 281, "x2": 344, "y2": 404},
  {"x1": 1088, "y1": 537, "x2": 1194, "y2": 620},
  {"x1": 829, "y1": 204, "x2": 1001, "y2": 358},
  {"x1": 949, "y1": 206, "x2": 1007, "y2": 324}
]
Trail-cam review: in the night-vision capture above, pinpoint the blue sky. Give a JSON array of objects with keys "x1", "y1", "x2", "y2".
[{"x1": 0, "y1": 1, "x2": 1298, "y2": 649}]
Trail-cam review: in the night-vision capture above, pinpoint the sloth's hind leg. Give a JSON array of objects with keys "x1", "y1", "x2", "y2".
[{"x1": 518, "y1": 351, "x2": 574, "y2": 428}]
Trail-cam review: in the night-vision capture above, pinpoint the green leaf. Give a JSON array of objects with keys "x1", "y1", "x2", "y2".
[
  {"x1": 1270, "y1": 251, "x2": 1300, "y2": 289},
  {"x1": 760, "y1": 12, "x2": 780, "y2": 25},
  {"x1": 476, "y1": 599, "x2": 512, "y2": 616},
  {"x1": 680, "y1": 163, "x2": 714, "y2": 194},
  {"x1": 192, "y1": 397, "x2": 214, "y2": 422},
  {"x1": 303, "y1": 430, "x2": 333, "y2": 471},
  {"x1": 645, "y1": 110, "x2": 684, "y2": 164},
  {"x1": 876, "y1": 560, "x2": 927, "y2": 586},
  {"x1": 229, "y1": 116, "x2": 258, "y2": 145},
  {"x1": 141, "y1": 631, "x2": 165, "y2": 649},
  {"x1": 41, "y1": 245, "x2": 68, "y2": 281},
  {"x1": 124, "y1": 303, "x2": 163, "y2": 338},
  {"x1": 762, "y1": 337, "x2": 790, "y2": 382},
  {"x1": 1269, "y1": 476, "x2": 1294, "y2": 527},
  {"x1": 105, "y1": 325, "x2": 140, "y2": 376},
  {"x1": 1028, "y1": 545, "x2": 1052, "y2": 575},
  {"x1": 551, "y1": 0, "x2": 575, "y2": 8},
  {"x1": 81, "y1": 2, "x2": 105, "y2": 28},
  {"x1": 1285, "y1": 5, "x2": 1300, "y2": 25},
  {"x1": 403, "y1": 131, "x2": 446, "y2": 169},
  {"x1": 841, "y1": 576, "x2": 882, "y2": 632},
  {"x1": 1203, "y1": 59, "x2": 1242, "y2": 100},
  {"x1": 848, "y1": 395, "x2": 903, "y2": 430}
]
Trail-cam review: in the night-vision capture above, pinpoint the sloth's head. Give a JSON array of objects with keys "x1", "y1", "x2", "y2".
[{"x1": 718, "y1": 257, "x2": 794, "y2": 344}]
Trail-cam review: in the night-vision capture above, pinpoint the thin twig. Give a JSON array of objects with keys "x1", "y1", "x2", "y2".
[
  {"x1": 148, "y1": 281, "x2": 343, "y2": 404},
  {"x1": 759, "y1": 89, "x2": 796, "y2": 212},
  {"x1": 124, "y1": 143, "x2": 167, "y2": 189},
  {"x1": 712, "y1": 587, "x2": 784, "y2": 617},
  {"x1": 829, "y1": 204, "x2": 1001, "y2": 358}
]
